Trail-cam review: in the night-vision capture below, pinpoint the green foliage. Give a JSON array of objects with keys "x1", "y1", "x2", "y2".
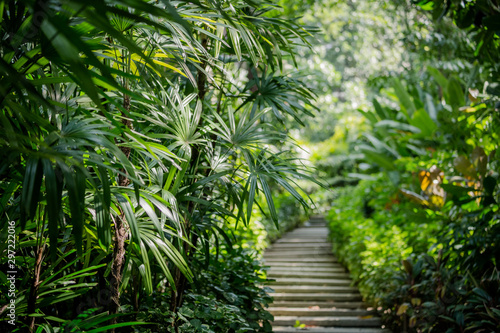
[
  {"x1": 134, "y1": 248, "x2": 274, "y2": 333},
  {"x1": 414, "y1": 0, "x2": 500, "y2": 61},
  {"x1": 295, "y1": 0, "x2": 494, "y2": 182},
  {"x1": 230, "y1": 190, "x2": 309, "y2": 254},
  {"x1": 177, "y1": 248, "x2": 274, "y2": 333},
  {"x1": 178, "y1": 294, "x2": 253, "y2": 333},
  {"x1": 326, "y1": 169, "x2": 500, "y2": 331},
  {"x1": 58, "y1": 309, "x2": 147, "y2": 333},
  {"x1": 0, "y1": 0, "x2": 319, "y2": 331},
  {"x1": 325, "y1": 50, "x2": 500, "y2": 331},
  {"x1": 291, "y1": 0, "x2": 500, "y2": 331},
  {"x1": 260, "y1": 190, "x2": 309, "y2": 243},
  {"x1": 380, "y1": 177, "x2": 500, "y2": 331},
  {"x1": 1, "y1": 307, "x2": 145, "y2": 332},
  {"x1": 326, "y1": 176, "x2": 441, "y2": 304}
]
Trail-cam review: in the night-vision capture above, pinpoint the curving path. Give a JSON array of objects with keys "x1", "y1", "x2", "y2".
[{"x1": 264, "y1": 216, "x2": 390, "y2": 333}]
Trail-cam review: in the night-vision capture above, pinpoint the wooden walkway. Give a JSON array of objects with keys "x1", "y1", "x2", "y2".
[{"x1": 263, "y1": 216, "x2": 389, "y2": 333}]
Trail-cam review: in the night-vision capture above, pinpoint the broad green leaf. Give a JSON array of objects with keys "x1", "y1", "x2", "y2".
[
  {"x1": 427, "y1": 66, "x2": 448, "y2": 88},
  {"x1": 446, "y1": 77, "x2": 465, "y2": 109},
  {"x1": 42, "y1": 159, "x2": 60, "y2": 260},
  {"x1": 392, "y1": 77, "x2": 416, "y2": 120},
  {"x1": 115, "y1": 193, "x2": 140, "y2": 245},
  {"x1": 246, "y1": 176, "x2": 258, "y2": 225},
  {"x1": 358, "y1": 109, "x2": 379, "y2": 124},
  {"x1": 373, "y1": 98, "x2": 390, "y2": 120},
  {"x1": 440, "y1": 183, "x2": 473, "y2": 197},
  {"x1": 58, "y1": 163, "x2": 84, "y2": 256},
  {"x1": 363, "y1": 133, "x2": 400, "y2": 158},
  {"x1": 260, "y1": 177, "x2": 278, "y2": 228},
  {"x1": 410, "y1": 108, "x2": 437, "y2": 137},
  {"x1": 375, "y1": 120, "x2": 421, "y2": 134},
  {"x1": 21, "y1": 158, "x2": 43, "y2": 226},
  {"x1": 361, "y1": 147, "x2": 396, "y2": 170}
]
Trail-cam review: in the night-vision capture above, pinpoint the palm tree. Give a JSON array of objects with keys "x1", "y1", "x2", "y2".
[{"x1": 0, "y1": 0, "x2": 321, "y2": 331}]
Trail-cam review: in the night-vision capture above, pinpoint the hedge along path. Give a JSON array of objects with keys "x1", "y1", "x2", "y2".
[{"x1": 263, "y1": 216, "x2": 390, "y2": 333}]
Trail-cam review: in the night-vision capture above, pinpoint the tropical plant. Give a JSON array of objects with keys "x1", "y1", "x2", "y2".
[
  {"x1": 175, "y1": 247, "x2": 274, "y2": 333},
  {"x1": 414, "y1": 0, "x2": 500, "y2": 63},
  {"x1": 324, "y1": 30, "x2": 499, "y2": 331},
  {"x1": 0, "y1": 0, "x2": 321, "y2": 331}
]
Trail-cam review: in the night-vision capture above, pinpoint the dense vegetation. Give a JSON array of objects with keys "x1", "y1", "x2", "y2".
[
  {"x1": 0, "y1": 0, "x2": 317, "y2": 331},
  {"x1": 301, "y1": 0, "x2": 500, "y2": 332},
  {"x1": 1, "y1": 0, "x2": 499, "y2": 332}
]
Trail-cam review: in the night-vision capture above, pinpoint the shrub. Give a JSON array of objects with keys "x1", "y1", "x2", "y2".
[
  {"x1": 176, "y1": 247, "x2": 274, "y2": 332},
  {"x1": 326, "y1": 173, "x2": 500, "y2": 332}
]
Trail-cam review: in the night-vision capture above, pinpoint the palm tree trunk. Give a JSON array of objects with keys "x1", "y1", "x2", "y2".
[
  {"x1": 109, "y1": 215, "x2": 126, "y2": 315},
  {"x1": 27, "y1": 243, "x2": 44, "y2": 332},
  {"x1": 108, "y1": 94, "x2": 132, "y2": 331}
]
